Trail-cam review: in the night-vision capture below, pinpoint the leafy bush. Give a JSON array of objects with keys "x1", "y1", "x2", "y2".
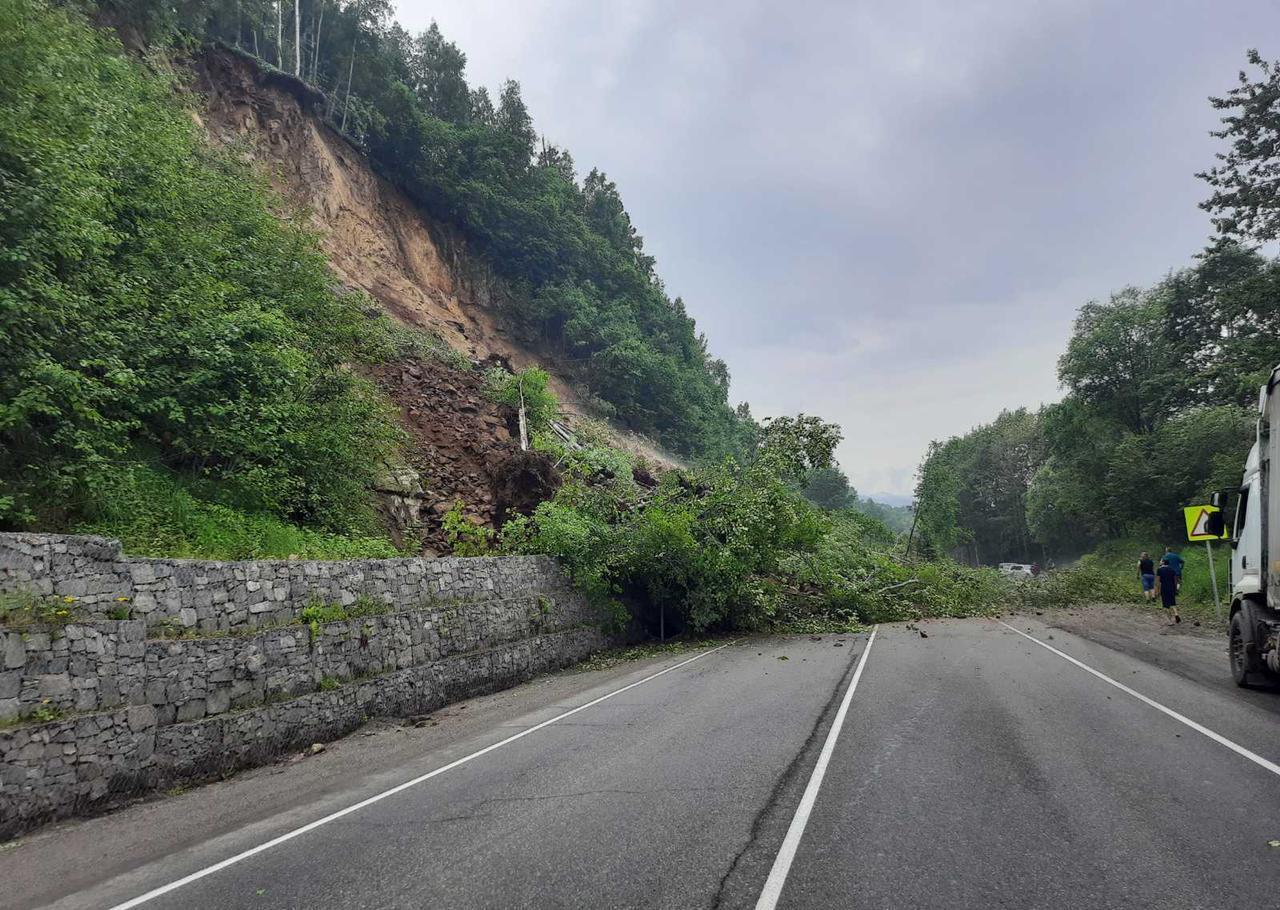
[
  {"x1": 442, "y1": 500, "x2": 496, "y2": 556},
  {"x1": 532, "y1": 433, "x2": 632, "y2": 485},
  {"x1": 74, "y1": 466, "x2": 400, "y2": 560},
  {"x1": 0, "y1": 0, "x2": 400, "y2": 535},
  {"x1": 483, "y1": 366, "x2": 560, "y2": 436}
]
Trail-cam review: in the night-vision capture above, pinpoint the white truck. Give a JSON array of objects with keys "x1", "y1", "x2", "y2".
[{"x1": 1211, "y1": 366, "x2": 1280, "y2": 687}]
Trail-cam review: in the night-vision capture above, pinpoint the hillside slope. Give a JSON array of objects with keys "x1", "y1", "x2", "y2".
[
  {"x1": 185, "y1": 46, "x2": 689, "y2": 551},
  {"x1": 194, "y1": 48, "x2": 569, "y2": 395}
]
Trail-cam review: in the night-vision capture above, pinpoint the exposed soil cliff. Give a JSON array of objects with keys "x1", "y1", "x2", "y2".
[{"x1": 188, "y1": 47, "x2": 677, "y2": 550}]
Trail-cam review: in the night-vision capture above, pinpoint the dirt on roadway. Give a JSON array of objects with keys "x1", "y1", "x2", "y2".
[{"x1": 1014, "y1": 602, "x2": 1280, "y2": 718}]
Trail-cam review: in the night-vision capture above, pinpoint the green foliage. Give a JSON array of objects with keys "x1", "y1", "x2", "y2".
[
  {"x1": 442, "y1": 500, "x2": 495, "y2": 556},
  {"x1": 103, "y1": 1, "x2": 756, "y2": 461},
  {"x1": 1199, "y1": 49, "x2": 1280, "y2": 242},
  {"x1": 757, "y1": 416, "x2": 843, "y2": 482},
  {"x1": 482, "y1": 366, "x2": 559, "y2": 436},
  {"x1": 801, "y1": 466, "x2": 856, "y2": 511},
  {"x1": 0, "y1": 0, "x2": 401, "y2": 538},
  {"x1": 0, "y1": 591, "x2": 85, "y2": 628},
  {"x1": 299, "y1": 596, "x2": 390, "y2": 626},
  {"x1": 914, "y1": 409, "x2": 1043, "y2": 563},
  {"x1": 506, "y1": 414, "x2": 989, "y2": 632},
  {"x1": 74, "y1": 466, "x2": 400, "y2": 560},
  {"x1": 919, "y1": 239, "x2": 1270, "y2": 562},
  {"x1": 532, "y1": 432, "x2": 632, "y2": 485},
  {"x1": 317, "y1": 676, "x2": 341, "y2": 692},
  {"x1": 1002, "y1": 565, "x2": 1135, "y2": 612},
  {"x1": 850, "y1": 497, "x2": 914, "y2": 535},
  {"x1": 0, "y1": 700, "x2": 66, "y2": 728}
]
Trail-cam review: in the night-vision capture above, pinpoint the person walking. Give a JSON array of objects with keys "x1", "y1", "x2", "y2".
[
  {"x1": 1163, "y1": 546, "x2": 1184, "y2": 591},
  {"x1": 1138, "y1": 551, "x2": 1156, "y2": 601},
  {"x1": 1155, "y1": 556, "x2": 1181, "y2": 624}
]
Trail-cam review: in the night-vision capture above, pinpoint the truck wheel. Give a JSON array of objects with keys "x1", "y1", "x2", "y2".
[{"x1": 1229, "y1": 603, "x2": 1266, "y2": 687}]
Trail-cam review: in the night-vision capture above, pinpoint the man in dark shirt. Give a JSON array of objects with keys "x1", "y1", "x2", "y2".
[
  {"x1": 1155, "y1": 557, "x2": 1181, "y2": 624},
  {"x1": 1163, "y1": 546, "x2": 1184, "y2": 590}
]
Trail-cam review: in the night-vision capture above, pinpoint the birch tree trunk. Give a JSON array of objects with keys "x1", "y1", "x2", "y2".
[
  {"x1": 311, "y1": 1, "x2": 324, "y2": 82},
  {"x1": 293, "y1": 0, "x2": 301, "y2": 75},
  {"x1": 275, "y1": 2, "x2": 282, "y2": 68},
  {"x1": 340, "y1": 37, "x2": 356, "y2": 131}
]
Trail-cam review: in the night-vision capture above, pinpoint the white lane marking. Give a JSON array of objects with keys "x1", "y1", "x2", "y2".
[
  {"x1": 754, "y1": 626, "x2": 878, "y2": 910},
  {"x1": 999, "y1": 620, "x2": 1280, "y2": 778},
  {"x1": 105, "y1": 642, "x2": 737, "y2": 910}
]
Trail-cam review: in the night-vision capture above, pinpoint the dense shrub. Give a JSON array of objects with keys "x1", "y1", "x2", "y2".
[
  {"x1": 74, "y1": 465, "x2": 400, "y2": 559},
  {"x1": 0, "y1": 0, "x2": 400, "y2": 539}
]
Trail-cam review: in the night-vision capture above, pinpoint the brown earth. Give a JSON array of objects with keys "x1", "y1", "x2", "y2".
[
  {"x1": 192, "y1": 47, "x2": 564, "y2": 390},
  {"x1": 186, "y1": 47, "x2": 680, "y2": 551}
]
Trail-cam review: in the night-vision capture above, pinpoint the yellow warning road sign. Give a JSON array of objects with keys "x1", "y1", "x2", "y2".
[{"x1": 1183, "y1": 504, "x2": 1228, "y2": 542}]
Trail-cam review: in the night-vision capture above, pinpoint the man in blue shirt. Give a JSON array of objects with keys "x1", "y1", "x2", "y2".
[{"x1": 1163, "y1": 546, "x2": 1184, "y2": 589}]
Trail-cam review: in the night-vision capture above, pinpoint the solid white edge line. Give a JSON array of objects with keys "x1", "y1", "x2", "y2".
[
  {"x1": 754, "y1": 625, "x2": 878, "y2": 910},
  {"x1": 998, "y1": 620, "x2": 1280, "y2": 777},
  {"x1": 104, "y1": 640, "x2": 737, "y2": 910}
]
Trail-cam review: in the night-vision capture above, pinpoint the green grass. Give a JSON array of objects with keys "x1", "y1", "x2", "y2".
[
  {"x1": 299, "y1": 596, "x2": 391, "y2": 627},
  {"x1": 0, "y1": 701, "x2": 67, "y2": 729},
  {"x1": 74, "y1": 465, "x2": 401, "y2": 561},
  {"x1": 0, "y1": 591, "x2": 85, "y2": 628}
]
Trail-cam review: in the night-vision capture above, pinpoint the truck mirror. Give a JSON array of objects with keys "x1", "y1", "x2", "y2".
[
  {"x1": 1209, "y1": 491, "x2": 1226, "y2": 509},
  {"x1": 1206, "y1": 511, "x2": 1226, "y2": 537}
]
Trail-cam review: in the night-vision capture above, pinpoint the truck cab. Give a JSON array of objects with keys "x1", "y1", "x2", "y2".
[
  {"x1": 1228, "y1": 441, "x2": 1262, "y2": 602},
  {"x1": 1219, "y1": 369, "x2": 1280, "y2": 686}
]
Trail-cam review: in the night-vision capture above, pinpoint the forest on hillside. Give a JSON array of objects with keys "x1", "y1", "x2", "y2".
[
  {"x1": 914, "y1": 50, "x2": 1280, "y2": 565},
  {"x1": 3, "y1": 0, "x2": 961, "y2": 635},
  {"x1": 102, "y1": 0, "x2": 756, "y2": 460}
]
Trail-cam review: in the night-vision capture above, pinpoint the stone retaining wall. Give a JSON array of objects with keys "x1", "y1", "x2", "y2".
[
  {"x1": 0, "y1": 533, "x2": 570, "y2": 633},
  {"x1": 0, "y1": 534, "x2": 616, "y2": 837}
]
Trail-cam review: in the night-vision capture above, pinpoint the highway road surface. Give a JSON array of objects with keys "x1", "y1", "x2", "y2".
[{"x1": 4, "y1": 615, "x2": 1279, "y2": 910}]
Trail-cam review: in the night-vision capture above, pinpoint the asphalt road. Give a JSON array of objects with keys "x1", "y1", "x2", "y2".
[{"x1": 8, "y1": 616, "x2": 1280, "y2": 910}]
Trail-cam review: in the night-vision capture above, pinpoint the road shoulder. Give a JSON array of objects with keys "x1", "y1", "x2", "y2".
[{"x1": 0, "y1": 643, "x2": 727, "y2": 910}]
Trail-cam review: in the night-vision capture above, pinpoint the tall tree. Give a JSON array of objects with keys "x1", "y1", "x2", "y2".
[
  {"x1": 1200, "y1": 50, "x2": 1280, "y2": 242},
  {"x1": 470, "y1": 85, "x2": 496, "y2": 125},
  {"x1": 496, "y1": 79, "x2": 535, "y2": 165},
  {"x1": 410, "y1": 21, "x2": 470, "y2": 123},
  {"x1": 1057, "y1": 287, "x2": 1179, "y2": 435},
  {"x1": 802, "y1": 466, "x2": 856, "y2": 511}
]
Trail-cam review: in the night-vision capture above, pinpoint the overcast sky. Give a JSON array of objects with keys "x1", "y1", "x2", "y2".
[{"x1": 394, "y1": 0, "x2": 1280, "y2": 500}]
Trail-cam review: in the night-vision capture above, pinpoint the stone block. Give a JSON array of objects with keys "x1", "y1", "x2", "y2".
[
  {"x1": 175, "y1": 699, "x2": 206, "y2": 723},
  {"x1": 38, "y1": 674, "x2": 72, "y2": 697},
  {"x1": 128, "y1": 704, "x2": 156, "y2": 732},
  {"x1": 205, "y1": 689, "x2": 230, "y2": 716},
  {"x1": 0, "y1": 671, "x2": 20, "y2": 699}
]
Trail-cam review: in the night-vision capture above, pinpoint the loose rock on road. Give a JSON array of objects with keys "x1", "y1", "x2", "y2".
[{"x1": 5, "y1": 616, "x2": 1280, "y2": 910}]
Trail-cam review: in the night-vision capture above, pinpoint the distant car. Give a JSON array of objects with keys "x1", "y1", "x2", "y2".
[{"x1": 998, "y1": 563, "x2": 1035, "y2": 579}]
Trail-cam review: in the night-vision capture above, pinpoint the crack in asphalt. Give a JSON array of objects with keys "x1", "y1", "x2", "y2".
[{"x1": 708, "y1": 638, "x2": 867, "y2": 910}]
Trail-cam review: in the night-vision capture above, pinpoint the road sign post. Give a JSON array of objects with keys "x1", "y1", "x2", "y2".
[
  {"x1": 1204, "y1": 540, "x2": 1222, "y2": 623},
  {"x1": 1184, "y1": 504, "x2": 1228, "y2": 623}
]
